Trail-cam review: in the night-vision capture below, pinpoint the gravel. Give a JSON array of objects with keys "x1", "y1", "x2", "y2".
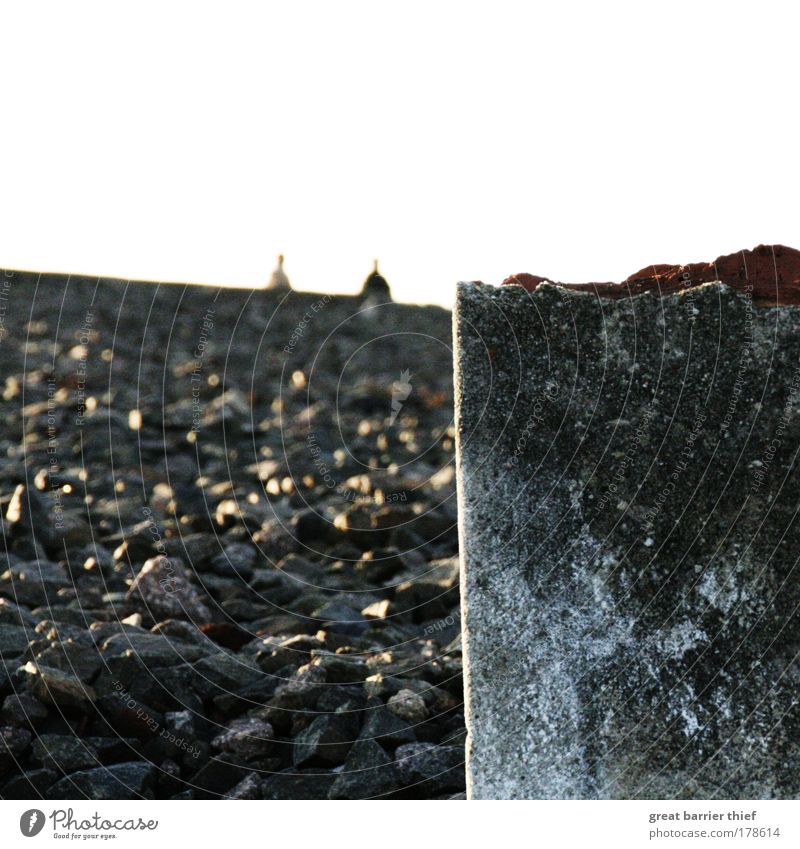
[{"x1": 0, "y1": 271, "x2": 463, "y2": 799}]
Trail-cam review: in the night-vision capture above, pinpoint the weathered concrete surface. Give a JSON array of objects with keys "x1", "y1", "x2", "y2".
[{"x1": 454, "y1": 280, "x2": 800, "y2": 799}]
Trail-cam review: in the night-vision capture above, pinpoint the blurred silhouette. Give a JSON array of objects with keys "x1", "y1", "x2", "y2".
[
  {"x1": 360, "y1": 259, "x2": 392, "y2": 305},
  {"x1": 266, "y1": 254, "x2": 292, "y2": 291}
]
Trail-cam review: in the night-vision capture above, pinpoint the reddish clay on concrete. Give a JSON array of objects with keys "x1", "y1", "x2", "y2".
[{"x1": 502, "y1": 245, "x2": 800, "y2": 306}]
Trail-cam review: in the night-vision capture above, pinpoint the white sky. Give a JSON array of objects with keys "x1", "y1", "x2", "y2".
[{"x1": 1, "y1": 1, "x2": 798, "y2": 308}]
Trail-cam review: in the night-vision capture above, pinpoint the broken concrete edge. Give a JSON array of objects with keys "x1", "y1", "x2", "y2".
[
  {"x1": 458, "y1": 276, "x2": 800, "y2": 316},
  {"x1": 498, "y1": 244, "x2": 800, "y2": 306}
]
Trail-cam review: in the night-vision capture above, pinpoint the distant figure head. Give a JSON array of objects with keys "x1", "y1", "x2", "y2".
[
  {"x1": 360, "y1": 259, "x2": 392, "y2": 303},
  {"x1": 267, "y1": 254, "x2": 292, "y2": 291}
]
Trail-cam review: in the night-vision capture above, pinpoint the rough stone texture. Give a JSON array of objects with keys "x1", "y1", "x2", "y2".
[
  {"x1": 454, "y1": 279, "x2": 800, "y2": 799},
  {"x1": 127, "y1": 556, "x2": 213, "y2": 624}
]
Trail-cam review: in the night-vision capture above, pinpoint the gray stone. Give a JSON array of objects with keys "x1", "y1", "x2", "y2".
[
  {"x1": 127, "y1": 556, "x2": 213, "y2": 624},
  {"x1": 454, "y1": 280, "x2": 800, "y2": 799},
  {"x1": 191, "y1": 652, "x2": 263, "y2": 698},
  {"x1": 212, "y1": 716, "x2": 274, "y2": 759},
  {"x1": 0, "y1": 598, "x2": 38, "y2": 627},
  {"x1": 0, "y1": 560, "x2": 71, "y2": 607},
  {"x1": 33, "y1": 638, "x2": 102, "y2": 683},
  {"x1": 261, "y1": 768, "x2": 336, "y2": 799},
  {"x1": 21, "y1": 662, "x2": 96, "y2": 711},
  {"x1": 46, "y1": 761, "x2": 155, "y2": 799},
  {"x1": 1, "y1": 725, "x2": 32, "y2": 758},
  {"x1": 359, "y1": 701, "x2": 417, "y2": 748},
  {"x1": 0, "y1": 624, "x2": 31, "y2": 659},
  {"x1": 2, "y1": 693, "x2": 49, "y2": 727},
  {"x1": 5, "y1": 484, "x2": 61, "y2": 549},
  {"x1": 328, "y1": 738, "x2": 399, "y2": 799},
  {"x1": 308, "y1": 650, "x2": 368, "y2": 683},
  {"x1": 164, "y1": 709, "x2": 195, "y2": 739},
  {"x1": 189, "y1": 755, "x2": 253, "y2": 797},
  {"x1": 225, "y1": 771, "x2": 262, "y2": 799},
  {"x1": 394, "y1": 742, "x2": 464, "y2": 795},
  {"x1": 387, "y1": 689, "x2": 428, "y2": 724},
  {"x1": 99, "y1": 630, "x2": 213, "y2": 665},
  {"x1": 292, "y1": 713, "x2": 357, "y2": 767},
  {"x1": 31, "y1": 734, "x2": 100, "y2": 772}
]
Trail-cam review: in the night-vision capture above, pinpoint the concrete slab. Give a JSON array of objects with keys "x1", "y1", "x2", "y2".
[{"x1": 454, "y1": 280, "x2": 800, "y2": 799}]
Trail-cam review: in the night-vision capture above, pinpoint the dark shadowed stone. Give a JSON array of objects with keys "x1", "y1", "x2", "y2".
[
  {"x1": 394, "y1": 742, "x2": 464, "y2": 795},
  {"x1": 46, "y1": 761, "x2": 155, "y2": 799},
  {"x1": 5, "y1": 485, "x2": 61, "y2": 549},
  {"x1": 190, "y1": 755, "x2": 253, "y2": 797},
  {"x1": 190, "y1": 652, "x2": 263, "y2": 698},
  {"x1": 127, "y1": 556, "x2": 213, "y2": 624},
  {"x1": 0, "y1": 560, "x2": 71, "y2": 607},
  {"x1": 310, "y1": 601, "x2": 369, "y2": 637},
  {"x1": 211, "y1": 674, "x2": 281, "y2": 714},
  {"x1": 292, "y1": 713, "x2": 358, "y2": 767},
  {"x1": 0, "y1": 624, "x2": 31, "y2": 659},
  {"x1": 290, "y1": 508, "x2": 333, "y2": 544},
  {"x1": 99, "y1": 630, "x2": 213, "y2": 664},
  {"x1": 359, "y1": 701, "x2": 416, "y2": 748},
  {"x1": 84, "y1": 736, "x2": 141, "y2": 764},
  {"x1": 0, "y1": 598, "x2": 38, "y2": 627},
  {"x1": 0, "y1": 664, "x2": 11, "y2": 696},
  {"x1": 31, "y1": 734, "x2": 100, "y2": 772},
  {"x1": 308, "y1": 650, "x2": 368, "y2": 684},
  {"x1": 1, "y1": 725, "x2": 32, "y2": 758},
  {"x1": 21, "y1": 663, "x2": 96, "y2": 711},
  {"x1": 96, "y1": 694, "x2": 164, "y2": 740},
  {"x1": 328, "y1": 739, "x2": 400, "y2": 799},
  {"x1": 225, "y1": 772, "x2": 262, "y2": 799},
  {"x1": 33, "y1": 637, "x2": 103, "y2": 683},
  {"x1": 454, "y1": 280, "x2": 800, "y2": 799},
  {"x1": 255, "y1": 634, "x2": 324, "y2": 673},
  {"x1": 1, "y1": 767, "x2": 57, "y2": 798},
  {"x1": 261, "y1": 768, "x2": 337, "y2": 800},
  {"x1": 2, "y1": 693, "x2": 49, "y2": 727}
]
